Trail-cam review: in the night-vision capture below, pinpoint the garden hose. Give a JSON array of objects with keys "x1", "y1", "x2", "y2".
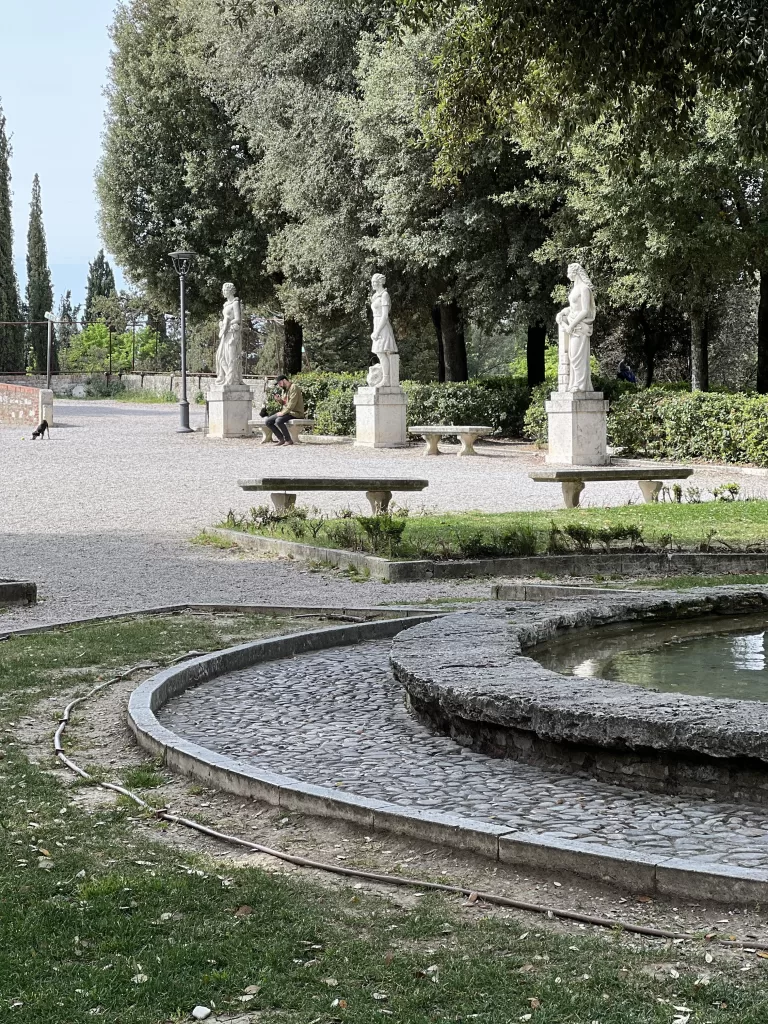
[{"x1": 50, "y1": 657, "x2": 768, "y2": 953}]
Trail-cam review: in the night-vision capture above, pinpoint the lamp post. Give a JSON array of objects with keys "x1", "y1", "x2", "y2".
[
  {"x1": 44, "y1": 312, "x2": 55, "y2": 390},
  {"x1": 169, "y1": 250, "x2": 196, "y2": 433}
]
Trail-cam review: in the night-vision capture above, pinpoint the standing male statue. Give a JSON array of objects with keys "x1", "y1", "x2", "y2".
[
  {"x1": 556, "y1": 263, "x2": 596, "y2": 392},
  {"x1": 215, "y1": 282, "x2": 243, "y2": 387}
]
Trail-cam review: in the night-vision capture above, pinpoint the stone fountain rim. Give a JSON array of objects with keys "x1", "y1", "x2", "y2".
[{"x1": 389, "y1": 588, "x2": 768, "y2": 764}]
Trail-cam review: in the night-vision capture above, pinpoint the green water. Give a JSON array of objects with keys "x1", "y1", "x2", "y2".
[{"x1": 533, "y1": 613, "x2": 768, "y2": 701}]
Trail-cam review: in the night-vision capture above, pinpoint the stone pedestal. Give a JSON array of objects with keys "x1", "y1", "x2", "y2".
[
  {"x1": 545, "y1": 390, "x2": 609, "y2": 466},
  {"x1": 207, "y1": 383, "x2": 253, "y2": 438},
  {"x1": 354, "y1": 385, "x2": 408, "y2": 448}
]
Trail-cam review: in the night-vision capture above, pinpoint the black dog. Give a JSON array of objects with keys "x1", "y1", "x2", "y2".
[{"x1": 31, "y1": 419, "x2": 49, "y2": 439}]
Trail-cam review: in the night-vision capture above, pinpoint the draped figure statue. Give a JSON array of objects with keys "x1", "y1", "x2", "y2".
[
  {"x1": 368, "y1": 273, "x2": 398, "y2": 388},
  {"x1": 555, "y1": 263, "x2": 596, "y2": 392},
  {"x1": 214, "y1": 282, "x2": 243, "y2": 387}
]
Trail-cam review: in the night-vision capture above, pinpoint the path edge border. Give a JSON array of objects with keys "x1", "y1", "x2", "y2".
[
  {"x1": 127, "y1": 616, "x2": 768, "y2": 902},
  {"x1": 211, "y1": 528, "x2": 768, "y2": 582}
]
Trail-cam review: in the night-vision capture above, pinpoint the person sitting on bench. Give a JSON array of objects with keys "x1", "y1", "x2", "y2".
[{"x1": 265, "y1": 374, "x2": 305, "y2": 446}]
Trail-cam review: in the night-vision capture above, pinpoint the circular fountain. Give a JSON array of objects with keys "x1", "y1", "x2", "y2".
[{"x1": 390, "y1": 588, "x2": 768, "y2": 804}]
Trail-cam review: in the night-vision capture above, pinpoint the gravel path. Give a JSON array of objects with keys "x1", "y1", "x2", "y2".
[
  {"x1": 158, "y1": 638, "x2": 768, "y2": 871},
  {"x1": 2, "y1": 399, "x2": 767, "y2": 627}
]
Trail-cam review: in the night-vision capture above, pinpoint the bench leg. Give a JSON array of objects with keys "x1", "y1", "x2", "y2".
[
  {"x1": 423, "y1": 434, "x2": 440, "y2": 456},
  {"x1": 287, "y1": 421, "x2": 304, "y2": 444},
  {"x1": 561, "y1": 481, "x2": 584, "y2": 508},
  {"x1": 638, "y1": 480, "x2": 662, "y2": 503},
  {"x1": 457, "y1": 433, "x2": 479, "y2": 456},
  {"x1": 257, "y1": 425, "x2": 274, "y2": 444},
  {"x1": 365, "y1": 489, "x2": 392, "y2": 514},
  {"x1": 270, "y1": 492, "x2": 297, "y2": 511}
]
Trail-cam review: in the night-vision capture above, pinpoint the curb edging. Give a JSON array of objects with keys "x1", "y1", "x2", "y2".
[{"x1": 127, "y1": 616, "x2": 768, "y2": 902}]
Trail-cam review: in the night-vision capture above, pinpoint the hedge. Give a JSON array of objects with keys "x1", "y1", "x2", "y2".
[
  {"x1": 293, "y1": 372, "x2": 531, "y2": 436},
  {"x1": 609, "y1": 390, "x2": 768, "y2": 466}
]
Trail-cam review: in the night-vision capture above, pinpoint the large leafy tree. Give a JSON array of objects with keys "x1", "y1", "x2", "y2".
[
  {"x1": 0, "y1": 102, "x2": 23, "y2": 371},
  {"x1": 403, "y1": 0, "x2": 768, "y2": 173},
  {"x1": 25, "y1": 174, "x2": 55, "y2": 372},
  {"x1": 97, "y1": 0, "x2": 271, "y2": 317},
  {"x1": 83, "y1": 249, "x2": 116, "y2": 323},
  {"x1": 530, "y1": 97, "x2": 766, "y2": 391}
]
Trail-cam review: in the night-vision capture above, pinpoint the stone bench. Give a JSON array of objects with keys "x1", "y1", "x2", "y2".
[
  {"x1": 529, "y1": 466, "x2": 694, "y2": 508},
  {"x1": 238, "y1": 476, "x2": 429, "y2": 513},
  {"x1": 409, "y1": 424, "x2": 493, "y2": 456},
  {"x1": 248, "y1": 418, "x2": 315, "y2": 444}
]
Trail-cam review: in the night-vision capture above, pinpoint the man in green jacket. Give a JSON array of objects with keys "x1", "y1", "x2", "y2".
[{"x1": 266, "y1": 374, "x2": 305, "y2": 445}]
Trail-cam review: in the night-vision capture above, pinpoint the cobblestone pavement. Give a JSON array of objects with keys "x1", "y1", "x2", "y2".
[
  {"x1": 158, "y1": 638, "x2": 768, "y2": 871},
  {"x1": 3, "y1": 400, "x2": 767, "y2": 628}
]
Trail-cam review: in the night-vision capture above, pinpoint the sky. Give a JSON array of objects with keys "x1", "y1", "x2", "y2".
[{"x1": 2, "y1": 0, "x2": 124, "y2": 310}]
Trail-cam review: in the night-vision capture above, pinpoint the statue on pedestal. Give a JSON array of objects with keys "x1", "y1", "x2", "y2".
[
  {"x1": 369, "y1": 273, "x2": 398, "y2": 387},
  {"x1": 214, "y1": 282, "x2": 243, "y2": 387},
  {"x1": 555, "y1": 263, "x2": 596, "y2": 392}
]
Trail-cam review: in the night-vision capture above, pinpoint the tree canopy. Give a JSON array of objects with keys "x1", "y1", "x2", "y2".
[
  {"x1": 0, "y1": 102, "x2": 23, "y2": 372},
  {"x1": 25, "y1": 174, "x2": 55, "y2": 372}
]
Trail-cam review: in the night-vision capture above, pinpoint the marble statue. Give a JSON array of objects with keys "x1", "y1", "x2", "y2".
[
  {"x1": 214, "y1": 282, "x2": 243, "y2": 387},
  {"x1": 555, "y1": 263, "x2": 596, "y2": 392},
  {"x1": 369, "y1": 273, "x2": 398, "y2": 387}
]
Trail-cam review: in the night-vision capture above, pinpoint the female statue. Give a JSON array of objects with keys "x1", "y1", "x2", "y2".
[
  {"x1": 369, "y1": 273, "x2": 398, "y2": 387},
  {"x1": 556, "y1": 263, "x2": 596, "y2": 392},
  {"x1": 215, "y1": 282, "x2": 243, "y2": 387}
]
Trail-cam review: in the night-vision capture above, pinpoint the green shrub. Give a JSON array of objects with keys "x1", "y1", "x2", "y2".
[
  {"x1": 295, "y1": 371, "x2": 532, "y2": 436},
  {"x1": 85, "y1": 374, "x2": 125, "y2": 398},
  {"x1": 609, "y1": 391, "x2": 768, "y2": 466}
]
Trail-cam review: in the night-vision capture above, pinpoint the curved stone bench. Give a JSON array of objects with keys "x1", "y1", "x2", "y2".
[
  {"x1": 390, "y1": 589, "x2": 768, "y2": 803},
  {"x1": 409, "y1": 425, "x2": 493, "y2": 456},
  {"x1": 529, "y1": 465, "x2": 693, "y2": 508},
  {"x1": 249, "y1": 418, "x2": 315, "y2": 444}
]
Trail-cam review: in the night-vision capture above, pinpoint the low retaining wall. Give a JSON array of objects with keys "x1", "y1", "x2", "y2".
[
  {"x1": 391, "y1": 590, "x2": 768, "y2": 804},
  {"x1": 212, "y1": 528, "x2": 768, "y2": 581},
  {"x1": 0, "y1": 382, "x2": 53, "y2": 427}
]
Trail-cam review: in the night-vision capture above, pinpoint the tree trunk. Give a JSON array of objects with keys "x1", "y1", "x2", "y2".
[
  {"x1": 431, "y1": 304, "x2": 445, "y2": 382},
  {"x1": 690, "y1": 309, "x2": 709, "y2": 392},
  {"x1": 637, "y1": 306, "x2": 655, "y2": 387},
  {"x1": 758, "y1": 269, "x2": 768, "y2": 394},
  {"x1": 283, "y1": 318, "x2": 303, "y2": 375},
  {"x1": 526, "y1": 322, "x2": 546, "y2": 387},
  {"x1": 438, "y1": 300, "x2": 468, "y2": 381}
]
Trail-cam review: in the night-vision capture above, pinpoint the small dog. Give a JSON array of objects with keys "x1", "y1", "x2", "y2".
[{"x1": 31, "y1": 419, "x2": 49, "y2": 439}]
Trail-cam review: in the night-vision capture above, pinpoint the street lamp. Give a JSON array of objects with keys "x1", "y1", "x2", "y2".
[
  {"x1": 169, "y1": 249, "x2": 196, "y2": 433},
  {"x1": 44, "y1": 312, "x2": 55, "y2": 390}
]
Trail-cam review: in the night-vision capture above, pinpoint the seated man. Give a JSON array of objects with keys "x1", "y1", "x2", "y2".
[{"x1": 265, "y1": 374, "x2": 305, "y2": 446}]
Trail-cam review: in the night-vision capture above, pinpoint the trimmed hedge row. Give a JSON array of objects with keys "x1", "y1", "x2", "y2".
[
  {"x1": 609, "y1": 390, "x2": 768, "y2": 466},
  {"x1": 294, "y1": 372, "x2": 531, "y2": 437}
]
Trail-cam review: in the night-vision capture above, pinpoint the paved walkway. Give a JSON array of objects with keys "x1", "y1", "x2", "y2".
[
  {"x1": 158, "y1": 637, "x2": 768, "y2": 871},
  {"x1": 2, "y1": 399, "x2": 767, "y2": 626}
]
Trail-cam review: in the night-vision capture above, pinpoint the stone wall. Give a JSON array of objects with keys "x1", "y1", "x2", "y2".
[
  {"x1": 0, "y1": 382, "x2": 53, "y2": 426},
  {"x1": 0, "y1": 371, "x2": 272, "y2": 406}
]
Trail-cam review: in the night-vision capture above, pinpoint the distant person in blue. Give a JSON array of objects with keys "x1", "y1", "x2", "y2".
[{"x1": 617, "y1": 359, "x2": 637, "y2": 384}]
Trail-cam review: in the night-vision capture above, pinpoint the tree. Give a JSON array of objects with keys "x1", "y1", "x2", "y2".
[
  {"x1": 0, "y1": 101, "x2": 23, "y2": 371},
  {"x1": 25, "y1": 174, "x2": 55, "y2": 372},
  {"x1": 403, "y1": 0, "x2": 768, "y2": 174},
  {"x1": 97, "y1": 0, "x2": 271, "y2": 317},
  {"x1": 83, "y1": 249, "x2": 116, "y2": 324},
  {"x1": 55, "y1": 290, "x2": 81, "y2": 353}
]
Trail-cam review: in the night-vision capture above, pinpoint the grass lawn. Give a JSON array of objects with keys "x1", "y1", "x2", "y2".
[
  {"x1": 4, "y1": 612, "x2": 768, "y2": 1021},
  {"x1": 224, "y1": 500, "x2": 768, "y2": 560}
]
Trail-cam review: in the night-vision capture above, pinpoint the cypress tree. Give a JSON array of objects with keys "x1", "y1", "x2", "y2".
[
  {"x1": 84, "y1": 249, "x2": 116, "y2": 323},
  {"x1": 25, "y1": 174, "x2": 55, "y2": 371},
  {"x1": 0, "y1": 101, "x2": 23, "y2": 371}
]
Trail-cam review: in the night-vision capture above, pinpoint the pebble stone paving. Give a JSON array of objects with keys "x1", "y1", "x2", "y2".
[{"x1": 158, "y1": 637, "x2": 768, "y2": 872}]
